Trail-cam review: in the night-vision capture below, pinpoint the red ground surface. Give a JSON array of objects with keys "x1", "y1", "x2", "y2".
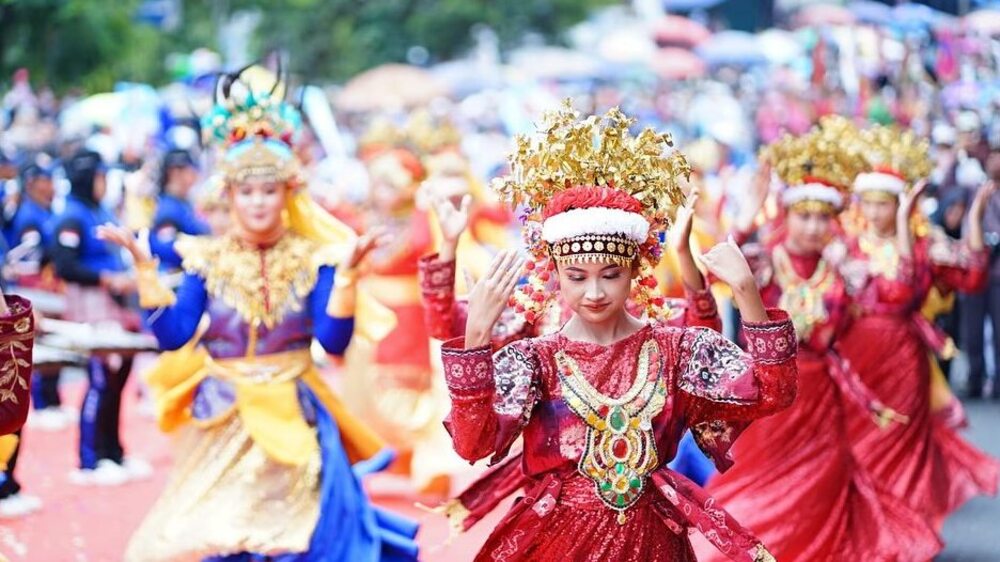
[{"x1": 0, "y1": 379, "x2": 506, "y2": 561}]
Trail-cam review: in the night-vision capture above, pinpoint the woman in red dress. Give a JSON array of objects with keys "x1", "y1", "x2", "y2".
[
  {"x1": 701, "y1": 118, "x2": 940, "y2": 562},
  {"x1": 438, "y1": 104, "x2": 797, "y2": 561},
  {"x1": 838, "y1": 124, "x2": 999, "y2": 530},
  {"x1": 420, "y1": 184, "x2": 724, "y2": 532}
]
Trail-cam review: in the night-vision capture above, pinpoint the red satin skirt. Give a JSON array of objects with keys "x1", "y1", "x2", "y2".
[
  {"x1": 700, "y1": 352, "x2": 941, "y2": 562},
  {"x1": 474, "y1": 474, "x2": 696, "y2": 562},
  {"x1": 840, "y1": 315, "x2": 999, "y2": 527}
]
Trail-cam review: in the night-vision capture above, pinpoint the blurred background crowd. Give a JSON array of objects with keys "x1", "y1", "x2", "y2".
[{"x1": 2, "y1": 0, "x2": 1000, "y2": 558}]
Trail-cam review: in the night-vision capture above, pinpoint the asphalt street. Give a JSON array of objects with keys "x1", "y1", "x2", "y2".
[{"x1": 939, "y1": 399, "x2": 1000, "y2": 561}]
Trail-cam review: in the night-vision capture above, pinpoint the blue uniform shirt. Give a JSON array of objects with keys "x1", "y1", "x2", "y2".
[
  {"x1": 50, "y1": 195, "x2": 126, "y2": 285},
  {"x1": 150, "y1": 194, "x2": 210, "y2": 269}
]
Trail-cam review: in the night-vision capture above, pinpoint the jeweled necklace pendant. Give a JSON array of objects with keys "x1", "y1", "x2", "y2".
[{"x1": 555, "y1": 338, "x2": 667, "y2": 525}]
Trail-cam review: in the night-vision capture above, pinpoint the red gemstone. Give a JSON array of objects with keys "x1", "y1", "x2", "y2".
[
  {"x1": 598, "y1": 404, "x2": 610, "y2": 417},
  {"x1": 612, "y1": 437, "x2": 628, "y2": 459}
]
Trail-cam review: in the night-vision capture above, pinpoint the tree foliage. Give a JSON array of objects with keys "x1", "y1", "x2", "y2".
[{"x1": 0, "y1": 0, "x2": 614, "y2": 93}]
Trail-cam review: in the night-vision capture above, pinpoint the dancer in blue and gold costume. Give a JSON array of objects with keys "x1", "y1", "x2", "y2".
[{"x1": 102, "y1": 70, "x2": 419, "y2": 562}]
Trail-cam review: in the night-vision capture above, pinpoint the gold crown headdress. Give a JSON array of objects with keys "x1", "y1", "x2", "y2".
[
  {"x1": 358, "y1": 117, "x2": 407, "y2": 158},
  {"x1": 405, "y1": 109, "x2": 462, "y2": 155},
  {"x1": 358, "y1": 110, "x2": 461, "y2": 158},
  {"x1": 493, "y1": 100, "x2": 689, "y2": 322},
  {"x1": 760, "y1": 116, "x2": 868, "y2": 213},
  {"x1": 853, "y1": 125, "x2": 931, "y2": 199}
]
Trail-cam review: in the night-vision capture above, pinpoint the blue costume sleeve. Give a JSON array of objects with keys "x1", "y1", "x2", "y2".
[
  {"x1": 145, "y1": 272, "x2": 208, "y2": 350},
  {"x1": 309, "y1": 265, "x2": 355, "y2": 355},
  {"x1": 149, "y1": 234, "x2": 183, "y2": 270}
]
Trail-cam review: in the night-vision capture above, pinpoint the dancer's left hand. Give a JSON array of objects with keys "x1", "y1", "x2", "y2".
[
  {"x1": 873, "y1": 405, "x2": 910, "y2": 429},
  {"x1": 897, "y1": 179, "x2": 928, "y2": 224},
  {"x1": 698, "y1": 237, "x2": 755, "y2": 294},
  {"x1": 345, "y1": 226, "x2": 389, "y2": 270}
]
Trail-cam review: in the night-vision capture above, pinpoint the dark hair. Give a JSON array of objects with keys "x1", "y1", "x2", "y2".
[
  {"x1": 66, "y1": 150, "x2": 105, "y2": 204},
  {"x1": 159, "y1": 148, "x2": 196, "y2": 192}
]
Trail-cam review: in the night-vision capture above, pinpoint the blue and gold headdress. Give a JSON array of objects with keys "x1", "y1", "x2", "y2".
[{"x1": 201, "y1": 65, "x2": 304, "y2": 185}]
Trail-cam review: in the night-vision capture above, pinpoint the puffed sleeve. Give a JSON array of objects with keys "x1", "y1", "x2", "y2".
[
  {"x1": 419, "y1": 254, "x2": 468, "y2": 340},
  {"x1": 674, "y1": 310, "x2": 797, "y2": 470},
  {"x1": 0, "y1": 296, "x2": 34, "y2": 436},
  {"x1": 144, "y1": 272, "x2": 208, "y2": 350},
  {"x1": 440, "y1": 337, "x2": 540, "y2": 464}
]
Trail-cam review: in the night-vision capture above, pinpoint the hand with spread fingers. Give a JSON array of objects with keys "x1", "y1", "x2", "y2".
[
  {"x1": 97, "y1": 223, "x2": 152, "y2": 265},
  {"x1": 672, "y1": 187, "x2": 706, "y2": 291},
  {"x1": 432, "y1": 194, "x2": 472, "y2": 263},
  {"x1": 464, "y1": 250, "x2": 526, "y2": 348},
  {"x1": 345, "y1": 226, "x2": 390, "y2": 271}
]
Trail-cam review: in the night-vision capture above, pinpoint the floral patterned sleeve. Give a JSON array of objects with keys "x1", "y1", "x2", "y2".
[
  {"x1": 925, "y1": 234, "x2": 989, "y2": 294},
  {"x1": 672, "y1": 310, "x2": 797, "y2": 470},
  {"x1": 419, "y1": 254, "x2": 468, "y2": 340},
  {"x1": 0, "y1": 296, "x2": 34, "y2": 436},
  {"x1": 440, "y1": 337, "x2": 540, "y2": 464},
  {"x1": 679, "y1": 284, "x2": 722, "y2": 331}
]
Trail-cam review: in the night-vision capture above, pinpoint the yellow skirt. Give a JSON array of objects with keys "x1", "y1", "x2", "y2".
[{"x1": 124, "y1": 413, "x2": 321, "y2": 561}]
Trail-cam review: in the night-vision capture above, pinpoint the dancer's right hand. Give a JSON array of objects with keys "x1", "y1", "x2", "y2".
[
  {"x1": 97, "y1": 224, "x2": 152, "y2": 265},
  {"x1": 464, "y1": 250, "x2": 525, "y2": 348}
]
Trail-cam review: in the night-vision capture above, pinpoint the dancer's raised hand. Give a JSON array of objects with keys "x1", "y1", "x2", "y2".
[
  {"x1": 465, "y1": 250, "x2": 525, "y2": 348},
  {"x1": 97, "y1": 224, "x2": 152, "y2": 265}
]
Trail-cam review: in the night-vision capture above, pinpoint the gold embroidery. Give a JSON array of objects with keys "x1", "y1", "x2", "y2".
[
  {"x1": 858, "y1": 233, "x2": 900, "y2": 281},
  {"x1": 772, "y1": 245, "x2": 834, "y2": 340},
  {"x1": 177, "y1": 233, "x2": 338, "y2": 328},
  {"x1": 0, "y1": 335, "x2": 31, "y2": 405},
  {"x1": 555, "y1": 339, "x2": 666, "y2": 524},
  {"x1": 754, "y1": 544, "x2": 777, "y2": 562}
]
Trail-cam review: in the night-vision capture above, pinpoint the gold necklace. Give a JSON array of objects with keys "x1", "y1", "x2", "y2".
[
  {"x1": 177, "y1": 233, "x2": 339, "y2": 328},
  {"x1": 555, "y1": 338, "x2": 666, "y2": 524},
  {"x1": 772, "y1": 245, "x2": 834, "y2": 340},
  {"x1": 858, "y1": 233, "x2": 900, "y2": 281}
]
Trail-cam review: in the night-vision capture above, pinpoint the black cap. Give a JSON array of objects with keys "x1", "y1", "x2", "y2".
[
  {"x1": 20, "y1": 154, "x2": 55, "y2": 183},
  {"x1": 66, "y1": 150, "x2": 106, "y2": 185},
  {"x1": 162, "y1": 148, "x2": 196, "y2": 170}
]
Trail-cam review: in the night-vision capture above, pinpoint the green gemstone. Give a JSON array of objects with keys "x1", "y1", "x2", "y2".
[
  {"x1": 630, "y1": 478, "x2": 641, "y2": 488},
  {"x1": 609, "y1": 408, "x2": 626, "y2": 431},
  {"x1": 616, "y1": 495, "x2": 626, "y2": 507},
  {"x1": 600, "y1": 482, "x2": 612, "y2": 491},
  {"x1": 615, "y1": 463, "x2": 625, "y2": 475}
]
